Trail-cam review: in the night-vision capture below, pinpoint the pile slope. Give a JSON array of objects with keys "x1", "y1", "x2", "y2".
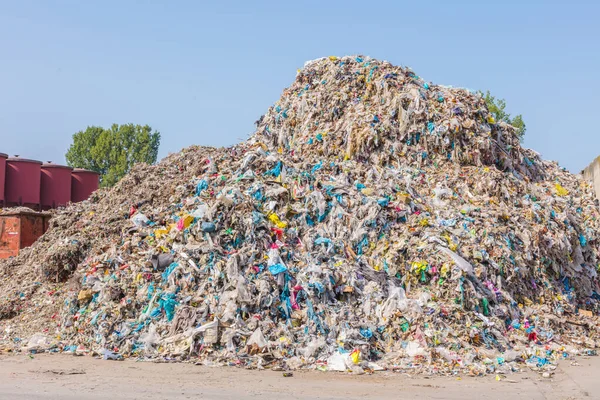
[{"x1": 1, "y1": 56, "x2": 598, "y2": 374}]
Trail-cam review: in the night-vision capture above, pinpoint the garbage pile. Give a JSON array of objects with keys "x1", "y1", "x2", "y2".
[{"x1": 1, "y1": 56, "x2": 599, "y2": 375}]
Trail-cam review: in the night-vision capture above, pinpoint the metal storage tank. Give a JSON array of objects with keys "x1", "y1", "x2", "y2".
[
  {"x1": 71, "y1": 168, "x2": 100, "y2": 203},
  {"x1": 41, "y1": 162, "x2": 73, "y2": 210},
  {"x1": 0, "y1": 153, "x2": 7, "y2": 207},
  {"x1": 5, "y1": 156, "x2": 42, "y2": 210}
]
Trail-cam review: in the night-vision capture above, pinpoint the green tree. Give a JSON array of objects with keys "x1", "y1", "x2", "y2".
[
  {"x1": 66, "y1": 124, "x2": 161, "y2": 187},
  {"x1": 480, "y1": 91, "x2": 526, "y2": 141}
]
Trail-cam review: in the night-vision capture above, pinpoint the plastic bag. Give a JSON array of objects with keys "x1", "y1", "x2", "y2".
[
  {"x1": 437, "y1": 246, "x2": 474, "y2": 274},
  {"x1": 201, "y1": 222, "x2": 216, "y2": 232},
  {"x1": 350, "y1": 349, "x2": 361, "y2": 364},
  {"x1": 139, "y1": 323, "x2": 160, "y2": 354},
  {"x1": 247, "y1": 328, "x2": 268, "y2": 349},
  {"x1": 101, "y1": 349, "x2": 123, "y2": 361},
  {"x1": 436, "y1": 346, "x2": 459, "y2": 362},
  {"x1": 190, "y1": 204, "x2": 208, "y2": 219},
  {"x1": 327, "y1": 352, "x2": 348, "y2": 372},
  {"x1": 131, "y1": 213, "x2": 150, "y2": 227},
  {"x1": 26, "y1": 333, "x2": 49, "y2": 351},
  {"x1": 303, "y1": 337, "x2": 325, "y2": 358},
  {"x1": 406, "y1": 341, "x2": 426, "y2": 357},
  {"x1": 203, "y1": 320, "x2": 219, "y2": 345}
]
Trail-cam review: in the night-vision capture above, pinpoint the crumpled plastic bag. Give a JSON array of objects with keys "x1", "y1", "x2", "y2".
[
  {"x1": 131, "y1": 213, "x2": 150, "y2": 227},
  {"x1": 327, "y1": 352, "x2": 349, "y2": 371},
  {"x1": 26, "y1": 333, "x2": 50, "y2": 351},
  {"x1": 406, "y1": 341, "x2": 426, "y2": 358},
  {"x1": 437, "y1": 246, "x2": 474, "y2": 274},
  {"x1": 139, "y1": 323, "x2": 160, "y2": 354},
  {"x1": 247, "y1": 328, "x2": 268, "y2": 349}
]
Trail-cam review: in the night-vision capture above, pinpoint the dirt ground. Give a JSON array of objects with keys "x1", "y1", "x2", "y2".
[{"x1": 0, "y1": 353, "x2": 597, "y2": 400}]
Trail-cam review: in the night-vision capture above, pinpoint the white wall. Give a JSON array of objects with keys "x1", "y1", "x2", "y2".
[{"x1": 582, "y1": 157, "x2": 600, "y2": 199}]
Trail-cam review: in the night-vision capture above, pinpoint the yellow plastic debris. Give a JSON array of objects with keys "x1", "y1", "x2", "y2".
[
  {"x1": 179, "y1": 215, "x2": 194, "y2": 230},
  {"x1": 361, "y1": 188, "x2": 374, "y2": 196},
  {"x1": 77, "y1": 290, "x2": 93, "y2": 302},
  {"x1": 411, "y1": 260, "x2": 428, "y2": 274},
  {"x1": 554, "y1": 183, "x2": 569, "y2": 196},
  {"x1": 268, "y1": 213, "x2": 288, "y2": 228},
  {"x1": 350, "y1": 349, "x2": 360, "y2": 364},
  {"x1": 154, "y1": 227, "x2": 171, "y2": 239},
  {"x1": 440, "y1": 263, "x2": 450, "y2": 277}
]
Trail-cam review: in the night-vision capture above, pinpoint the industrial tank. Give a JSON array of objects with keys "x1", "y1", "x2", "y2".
[
  {"x1": 40, "y1": 163, "x2": 73, "y2": 210},
  {"x1": 0, "y1": 153, "x2": 7, "y2": 207},
  {"x1": 71, "y1": 168, "x2": 100, "y2": 203},
  {"x1": 5, "y1": 157, "x2": 42, "y2": 209}
]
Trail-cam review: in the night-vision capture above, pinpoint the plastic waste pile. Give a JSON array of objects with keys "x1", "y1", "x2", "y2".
[{"x1": 1, "y1": 56, "x2": 599, "y2": 376}]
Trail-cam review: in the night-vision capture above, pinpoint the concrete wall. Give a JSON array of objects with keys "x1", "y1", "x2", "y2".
[{"x1": 582, "y1": 156, "x2": 600, "y2": 199}]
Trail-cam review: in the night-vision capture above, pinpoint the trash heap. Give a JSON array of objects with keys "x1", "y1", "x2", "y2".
[{"x1": 1, "y1": 56, "x2": 599, "y2": 375}]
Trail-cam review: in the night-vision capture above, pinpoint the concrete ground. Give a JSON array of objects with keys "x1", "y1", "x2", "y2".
[{"x1": 0, "y1": 353, "x2": 597, "y2": 399}]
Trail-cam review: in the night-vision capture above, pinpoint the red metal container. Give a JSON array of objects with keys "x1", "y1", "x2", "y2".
[
  {"x1": 71, "y1": 168, "x2": 100, "y2": 203},
  {"x1": 5, "y1": 157, "x2": 42, "y2": 210},
  {"x1": 0, "y1": 153, "x2": 7, "y2": 207},
  {"x1": 41, "y1": 163, "x2": 73, "y2": 210},
  {"x1": 0, "y1": 211, "x2": 52, "y2": 258}
]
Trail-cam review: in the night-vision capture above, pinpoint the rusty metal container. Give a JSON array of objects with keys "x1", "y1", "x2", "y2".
[
  {"x1": 71, "y1": 168, "x2": 100, "y2": 203},
  {"x1": 5, "y1": 157, "x2": 42, "y2": 210},
  {"x1": 0, "y1": 211, "x2": 51, "y2": 258},
  {"x1": 40, "y1": 162, "x2": 73, "y2": 210},
  {"x1": 0, "y1": 153, "x2": 7, "y2": 207}
]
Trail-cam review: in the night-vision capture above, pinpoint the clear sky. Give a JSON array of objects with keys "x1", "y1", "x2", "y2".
[{"x1": 1, "y1": 0, "x2": 598, "y2": 172}]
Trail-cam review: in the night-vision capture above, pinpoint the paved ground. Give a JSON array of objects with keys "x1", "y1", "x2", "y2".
[{"x1": 0, "y1": 353, "x2": 597, "y2": 399}]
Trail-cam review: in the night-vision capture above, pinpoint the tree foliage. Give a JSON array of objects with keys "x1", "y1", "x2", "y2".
[
  {"x1": 66, "y1": 124, "x2": 161, "y2": 187},
  {"x1": 480, "y1": 91, "x2": 526, "y2": 141}
]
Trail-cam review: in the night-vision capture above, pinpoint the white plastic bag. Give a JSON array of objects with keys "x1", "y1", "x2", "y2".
[
  {"x1": 327, "y1": 352, "x2": 348, "y2": 371},
  {"x1": 437, "y1": 246, "x2": 474, "y2": 274},
  {"x1": 303, "y1": 337, "x2": 326, "y2": 358},
  {"x1": 131, "y1": 213, "x2": 150, "y2": 227},
  {"x1": 26, "y1": 333, "x2": 49, "y2": 351},
  {"x1": 139, "y1": 323, "x2": 160, "y2": 354},
  {"x1": 247, "y1": 328, "x2": 268, "y2": 349},
  {"x1": 406, "y1": 341, "x2": 426, "y2": 357}
]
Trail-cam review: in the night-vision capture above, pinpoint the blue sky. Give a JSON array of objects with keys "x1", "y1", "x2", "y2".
[{"x1": 0, "y1": 0, "x2": 598, "y2": 172}]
